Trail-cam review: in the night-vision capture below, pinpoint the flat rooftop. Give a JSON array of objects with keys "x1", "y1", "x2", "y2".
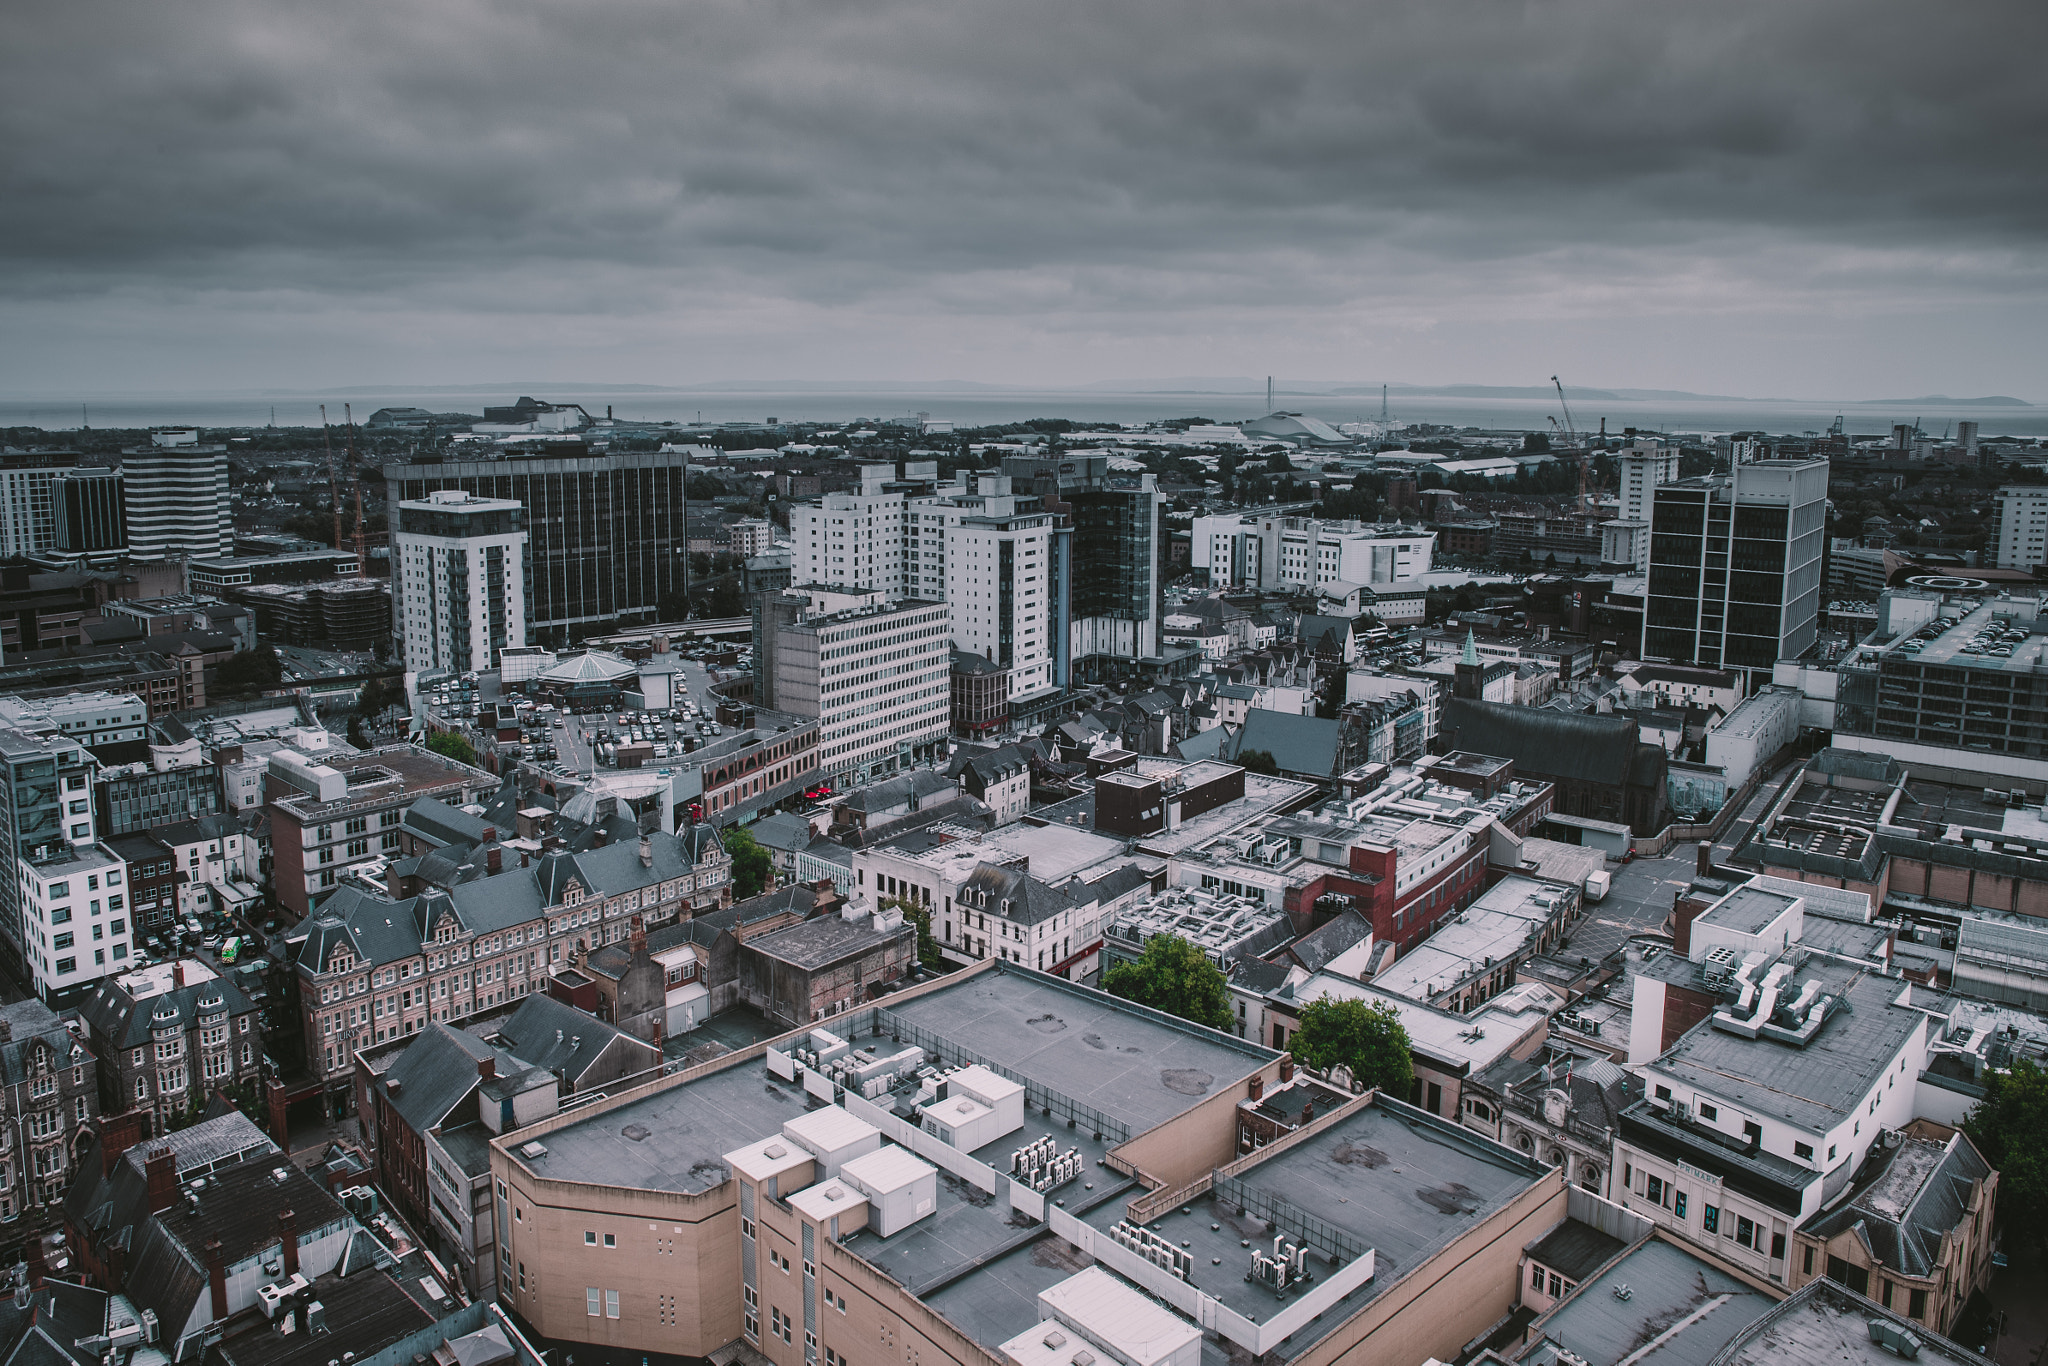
[
  {"x1": 1080, "y1": 1098, "x2": 1546, "y2": 1342},
  {"x1": 1697, "y1": 885, "x2": 1798, "y2": 936},
  {"x1": 1878, "y1": 600, "x2": 2048, "y2": 676},
  {"x1": 507, "y1": 968, "x2": 1277, "y2": 1196},
  {"x1": 1651, "y1": 967, "x2": 1920, "y2": 1131},
  {"x1": 1526, "y1": 1235, "x2": 1775, "y2": 1366},
  {"x1": 1134, "y1": 772, "x2": 1320, "y2": 856},
  {"x1": 881, "y1": 969, "x2": 1275, "y2": 1135}
]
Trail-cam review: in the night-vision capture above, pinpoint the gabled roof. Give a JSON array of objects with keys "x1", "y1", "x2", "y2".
[
  {"x1": 958, "y1": 862, "x2": 1082, "y2": 927},
  {"x1": 0, "y1": 999, "x2": 86, "y2": 1086},
  {"x1": 378, "y1": 1023, "x2": 508, "y2": 1135},
  {"x1": 492, "y1": 994, "x2": 650, "y2": 1084},
  {"x1": 748, "y1": 811, "x2": 815, "y2": 854},
  {"x1": 1228, "y1": 710, "x2": 1344, "y2": 778},
  {"x1": 1441, "y1": 697, "x2": 1641, "y2": 787},
  {"x1": 77, "y1": 972, "x2": 257, "y2": 1051},
  {"x1": 1282, "y1": 909, "x2": 1373, "y2": 973},
  {"x1": 1801, "y1": 1130, "x2": 1991, "y2": 1277}
]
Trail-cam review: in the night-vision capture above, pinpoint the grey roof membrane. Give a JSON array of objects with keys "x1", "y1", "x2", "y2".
[
  {"x1": 1532, "y1": 1235, "x2": 1775, "y2": 1366},
  {"x1": 1652, "y1": 968, "x2": 1923, "y2": 1133}
]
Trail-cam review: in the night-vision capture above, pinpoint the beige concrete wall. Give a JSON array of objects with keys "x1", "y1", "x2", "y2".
[
  {"x1": 1110, "y1": 1055, "x2": 1286, "y2": 1191},
  {"x1": 1290, "y1": 1169, "x2": 1567, "y2": 1366}
]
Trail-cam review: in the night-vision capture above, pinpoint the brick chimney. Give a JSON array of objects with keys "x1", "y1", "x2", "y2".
[
  {"x1": 25, "y1": 1236, "x2": 45, "y2": 1290},
  {"x1": 99, "y1": 1110, "x2": 146, "y2": 1176},
  {"x1": 1247, "y1": 1074, "x2": 1264, "y2": 1102},
  {"x1": 481, "y1": 826, "x2": 497, "y2": 843},
  {"x1": 638, "y1": 834, "x2": 653, "y2": 869},
  {"x1": 630, "y1": 915, "x2": 647, "y2": 956},
  {"x1": 277, "y1": 1209, "x2": 299, "y2": 1278},
  {"x1": 145, "y1": 1145, "x2": 178, "y2": 1214},
  {"x1": 478, "y1": 1056, "x2": 496, "y2": 1082},
  {"x1": 1279, "y1": 1056, "x2": 1295, "y2": 1083},
  {"x1": 487, "y1": 846, "x2": 502, "y2": 874},
  {"x1": 205, "y1": 1238, "x2": 228, "y2": 1320}
]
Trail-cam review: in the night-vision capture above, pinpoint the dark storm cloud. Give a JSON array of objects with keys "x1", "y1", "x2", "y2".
[{"x1": 2, "y1": 0, "x2": 2044, "y2": 386}]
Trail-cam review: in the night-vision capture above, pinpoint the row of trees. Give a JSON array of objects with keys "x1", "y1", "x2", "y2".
[{"x1": 1100, "y1": 934, "x2": 1413, "y2": 1094}]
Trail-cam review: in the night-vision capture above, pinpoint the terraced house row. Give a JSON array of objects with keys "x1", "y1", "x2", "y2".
[{"x1": 291, "y1": 827, "x2": 730, "y2": 1085}]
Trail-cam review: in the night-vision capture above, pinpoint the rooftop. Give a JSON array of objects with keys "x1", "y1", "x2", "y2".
[
  {"x1": 1525, "y1": 1234, "x2": 1776, "y2": 1366},
  {"x1": 1713, "y1": 1277, "x2": 1993, "y2": 1366}
]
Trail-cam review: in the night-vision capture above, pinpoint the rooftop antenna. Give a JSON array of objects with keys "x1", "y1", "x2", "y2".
[
  {"x1": 81, "y1": 404, "x2": 88, "y2": 430},
  {"x1": 1267, "y1": 376, "x2": 1274, "y2": 412},
  {"x1": 320, "y1": 405, "x2": 343, "y2": 550},
  {"x1": 1381, "y1": 385, "x2": 1389, "y2": 424}
]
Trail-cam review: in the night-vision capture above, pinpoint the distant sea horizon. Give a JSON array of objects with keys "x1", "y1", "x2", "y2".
[{"x1": 3, "y1": 386, "x2": 2044, "y2": 439}]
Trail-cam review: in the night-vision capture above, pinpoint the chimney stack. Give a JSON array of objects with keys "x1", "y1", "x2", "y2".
[
  {"x1": 145, "y1": 1145, "x2": 178, "y2": 1214},
  {"x1": 99, "y1": 1110, "x2": 145, "y2": 1176},
  {"x1": 1247, "y1": 1074, "x2": 1264, "y2": 1102},
  {"x1": 1279, "y1": 1056, "x2": 1295, "y2": 1084},
  {"x1": 630, "y1": 915, "x2": 648, "y2": 955},
  {"x1": 277, "y1": 1209, "x2": 299, "y2": 1278},
  {"x1": 25, "y1": 1237, "x2": 45, "y2": 1290},
  {"x1": 205, "y1": 1238, "x2": 228, "y2": 1321},
  {"x1": 638, "y1": 833, "x2": 653, "y2": 868},
  {"x1": 479, "y1": 1056, "x2": 496, "y2": 1082},
  {"x1": 487, "y1": 846, "x2": 502, "y2": 874}
]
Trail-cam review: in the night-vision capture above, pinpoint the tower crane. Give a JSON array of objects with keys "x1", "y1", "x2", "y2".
[
  {"x1": 1551, "y1": 375, "x2": 1591, "y2": 515},
  {"x1": 320, "y1": 406, "x2": 344, "y2": 551}
]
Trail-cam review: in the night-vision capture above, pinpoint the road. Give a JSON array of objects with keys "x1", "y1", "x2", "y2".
[{"x1": 1564, "y1": 842, "x2": 1708, "y2": 963}]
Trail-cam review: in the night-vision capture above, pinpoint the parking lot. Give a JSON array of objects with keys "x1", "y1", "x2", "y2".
[{"x1": 137, "y1": 908, "x2": 286, "y2": 1017}]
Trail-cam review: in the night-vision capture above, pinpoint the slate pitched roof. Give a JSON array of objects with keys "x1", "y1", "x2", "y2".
[
  {"x1": 1801, "y1": 1131, "x2": 1992, "y2": 1278},
  {"x1": 0, "y1": 999, "x2": 87, "y2": 1086},
  {"x1": 957, "y1": 862, "x2": 1083, "y2": 927},
  {"x1": 1228, "y1": 710, "x2": 1344, "y2": 778},
  {"x1": 1441, "y1": 697, "x2": 1641, "y2": 786},
  {"x1": 1281, "y1": 908, "x2": 1373, "y2": 973},
  {"x1": 490, "y1": 994, "x2": 644, "y2": 1085},
  {"x1": 77, "y1": 973, "x2": 257, "y2": 1051}
]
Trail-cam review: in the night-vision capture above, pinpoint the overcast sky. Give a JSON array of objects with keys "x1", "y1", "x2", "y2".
[{"x1": 5, "y1": 0, "x2": 2043, "y2": 397}]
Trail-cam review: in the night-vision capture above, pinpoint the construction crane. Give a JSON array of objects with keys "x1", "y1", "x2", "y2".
[
  {"x1": 345, "y1": 403, "x2": 367, "y2": 571},
  {"x1": 320, "y1": 406, "x2": 344, "y2": 551},
  {"x1": 1550, "y1": 375, "x2": 1591, "y2": 516}
]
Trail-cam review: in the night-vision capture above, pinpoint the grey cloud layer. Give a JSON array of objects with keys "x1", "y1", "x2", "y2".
[{"x1": 3, "y1": 0, "x2": 2044, "y2": 384}]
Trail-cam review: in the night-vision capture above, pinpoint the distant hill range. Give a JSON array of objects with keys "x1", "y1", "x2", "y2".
[{"x1": 1852, "y1": 395, "x2": 2033, "y2": 408}]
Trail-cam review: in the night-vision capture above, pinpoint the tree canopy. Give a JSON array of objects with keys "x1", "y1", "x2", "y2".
[
  {"x1": 1237, "y1": 748, "x2": 1280, "y2": 776},
  {"x1": 213, "y1": 645, "x2": 283, "y2": 698},
  {"x1": 1102, "y1": 934, "x2": 1232, "y2": 1031},
  {"x1": 424, "y1": 730, "x2": 477, "y2": 766},
  {"x1": 1291, "y1": 996, "x2": 1414, "y2": 1095},
  {"x1": 1966, "y1": 1056, "x2": 2048, "y2": 1251},
  {"x1": 723, "y1": 826, "x2": 774, "y2": 900}
]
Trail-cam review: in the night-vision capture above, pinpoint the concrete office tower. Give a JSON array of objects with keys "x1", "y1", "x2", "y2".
[
  {"x1": 392, "y1": 491, "x2": 531, "y2": 673},
  {"x1": 789, "y1": 461, "x2": 943, "y2": 595},
  {"x1": 0, "y1": 452, "x2": 77, "y2": 555},
  {"x1": 51, "y1": 469, "x2": 127, "y2": 564},
  {"x1": 934, "y1": 476, "x2": 1057, "y2": 706},
  {"x1": 1616, "y1": 439, "x2": 1681, "y2": 573},
  {"x1": 755, "y1": 588, "x2": 950, "y2": 787},
  {"x1": 1992, "y1": 485, "x2": 2048, "y2": 570},
  {"x1": 0, "y1": 727, "x2": 132, "y2": 1002},
  {"x1": 120, "y1": 437, "x2": 230, "y2": 559},
  {"x1": 386, "y1": 444, "x2": 710, "y2": 640},
  {"x1": 1645, "y1": 458, "x2": 1827, "y2": 671},
  {"x1": 1190, "y1": 513, "x2": 1434, "y2": 591}
]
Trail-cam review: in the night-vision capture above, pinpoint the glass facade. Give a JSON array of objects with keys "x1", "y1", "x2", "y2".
[
  {"x1": 1646, "y1": 464, "x2": 1825, "y2": 670},
  {"x1": 390, "y1": 450, "x2": 691, "y2": 640},
  {"x1": 1071, "y1": 488, "x2": 1155, "y2": 621}
]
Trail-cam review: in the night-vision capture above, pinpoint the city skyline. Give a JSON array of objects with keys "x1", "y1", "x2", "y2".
[{"x1": 4, "y1": 0, "x2": 2043, "y2": 397}]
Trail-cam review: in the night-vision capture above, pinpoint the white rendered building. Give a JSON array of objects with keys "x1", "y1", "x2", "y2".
[{"x1": 392, "y1": 490, "x2": 531, "y2": 673}]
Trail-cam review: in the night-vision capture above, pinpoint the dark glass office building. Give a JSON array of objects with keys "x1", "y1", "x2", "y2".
[
  {"x1": 52, "y1": 470, "x2": 126, "y2": 558},
  {"x1": 386, "y1": 446, "x2": 708, "y2": 642},
  {"x1": 1645, "y1": 459, "x2": 1826, "y2": 670}
]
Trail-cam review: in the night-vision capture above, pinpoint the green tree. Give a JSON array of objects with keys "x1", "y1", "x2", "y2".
[
  {"x1": 881, "y1": 895, "x2": 943, "y2": 970},
  {"x1": 425, "y1": 730, "x2": 478, "y2": 766},
  {"x1": 213, "y1": 645, "x2": 283, "y2": 698},
  {"x1": 1291, "y1": 996, "x2": 1414, "y2": 1095},
  {"x1": 724, "y1": 826, "x2": 774, "y2": 900},
  {"x1": 1236, "y1": 748, "x2": 1280, "y2": 776},
  {"x1": 1102, "y1": 934, "x2": 1232, "y2": 1031},
  {"x1": 1966, "y1": 1057, "x2": 2048, "y2": 1251}
]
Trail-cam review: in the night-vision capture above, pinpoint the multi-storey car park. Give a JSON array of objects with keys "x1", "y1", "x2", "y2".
[{"x1": 488, "y1": 962, "x2": 1570, "y2": 1366}]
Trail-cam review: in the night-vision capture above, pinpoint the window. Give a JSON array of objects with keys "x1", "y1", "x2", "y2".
[
  {"x1": 585, "y1": 1232, "x2": 596, "y2": 1245},
  {"x1": 1645, "y1": 1175, "x2": 1665, "y2": 1206},
  {"x1": 606, "y1": 1290, "x2": 620, "y2": 1319},
  {"x1": 1697, "y1": 1103, "x2": 1718, "y2": 1122},
  {"x1": 586, "y1": 1288, "x2": 602, "y2": 1317},
  {"x1": 1794, "y1": 1141, "x2": 1814, "y2": 1161},
  {"x1": 1909, "y1": 1288, "x2": 1927, "y2": 1321},
  {"x1": 1654, "y1": 1084, "x2": 1671, "y2": 1101},
  {"x1": 1736, "y1": 1216, "x2": 1756, "y2": 1249},
  {"x1": 1803, "y1": 1246, "x2": 1815, "y2": 1275},
  {"x1": 1770, "y1": 1231, "x2": 1786, "y2": 1260},
  {"x1": 1673, "y1": 1192, "x2": 1687, "y2": 1220},
  {"x1": 1702, "y1": 1204, "x2": 1719, "y2": 1234},
  {"x1": 1531, "y1": 1263, "x2": 1545, "y2": 1291},
  {"x1": 603, "y1": 1233, "x2": 616, "y2": 1248}
]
